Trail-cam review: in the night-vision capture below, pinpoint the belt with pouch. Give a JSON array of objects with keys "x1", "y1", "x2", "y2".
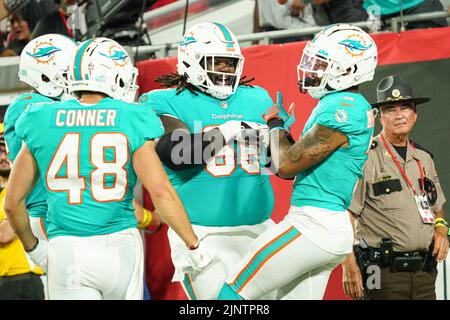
[{"x1": 365, "y1": 247, "x2": 431, "y2": 272}]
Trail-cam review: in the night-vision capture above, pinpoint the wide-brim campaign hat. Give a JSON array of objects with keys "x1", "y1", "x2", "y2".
[{"x1": 371, "y1": 75, "x2": 430, "y2": 108}]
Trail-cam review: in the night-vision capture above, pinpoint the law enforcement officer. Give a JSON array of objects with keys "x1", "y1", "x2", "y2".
[{"x1": 342, "y1": 75, "x2": 448, "y2": 300}]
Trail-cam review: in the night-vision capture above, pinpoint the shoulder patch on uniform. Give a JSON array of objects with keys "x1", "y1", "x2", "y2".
[
  {"x1": 335, "y1": 109, "x2": 348, "y2": 123},
  {"x1": 370, "y1": 140, "x2": 378, "y2": 150},
  {"x1": 139, "y1": 95, "x2": 149, "y2": 103},
  {"x1": 410, "y1": 140, "x2": 434, "y2": 159}
]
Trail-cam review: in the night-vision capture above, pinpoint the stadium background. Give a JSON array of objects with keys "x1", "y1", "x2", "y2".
[{"x1": 138, "y1": 26, "x2": 450, "y2": 299}]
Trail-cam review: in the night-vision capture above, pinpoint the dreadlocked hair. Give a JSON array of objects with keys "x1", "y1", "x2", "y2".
[
  {"x1": 239, "y1": 75, "x2": 255, "y2": 87},
  {"x1": 154, "y1": 73, "x2": 256, "y2": 95},
  {"x1": 154, "y1": 73, "x2": 200, "y2": 96}
]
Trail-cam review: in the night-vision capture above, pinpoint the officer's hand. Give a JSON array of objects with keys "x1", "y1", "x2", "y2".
[
  {"x1": 342, "y1": 254, "x2": 365, "y2": 300},
  {"x1": 433, "y1": 226, "x2": 449, "y2": 262}
]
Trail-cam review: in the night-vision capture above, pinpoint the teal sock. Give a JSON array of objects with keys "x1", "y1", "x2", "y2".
[{"x1": 217, "y1": 283, "x2": 244, "y2": 300}]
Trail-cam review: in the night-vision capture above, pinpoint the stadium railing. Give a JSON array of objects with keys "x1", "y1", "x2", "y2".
[{"x1": 132, "y1": 10, "x2": 450, "y2": 57}]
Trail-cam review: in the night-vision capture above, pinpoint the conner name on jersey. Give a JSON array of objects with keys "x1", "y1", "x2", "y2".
[{"x1": 55, "y1": 109, "x2": 117, "y2": 127}]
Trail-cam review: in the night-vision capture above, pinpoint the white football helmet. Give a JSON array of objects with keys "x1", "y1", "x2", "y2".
[
  {"x1": 177, "y1": 22, "x2": 244, "y2": 100},
  {"x1": 298, "y1": 24, "x2": 378, "y2": 99},
  {"x1": 68, "y1": 37, "x2": 139, "y2": 102},
  {"x1": 19, "y1": 34, "x2": 78, "y2": 98}
]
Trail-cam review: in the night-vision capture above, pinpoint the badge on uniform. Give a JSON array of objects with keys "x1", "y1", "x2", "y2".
[{"x1": 415, "y1": 194, "x2": 434, "y2": 224}]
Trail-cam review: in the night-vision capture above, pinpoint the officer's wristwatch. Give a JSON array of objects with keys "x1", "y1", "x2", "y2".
[
  {"x1": 435, "y1": 218, "x2": 449, "y2": 236},
  {"x1": 435, "y1": 218, "x2": 448, "y2": 227}
]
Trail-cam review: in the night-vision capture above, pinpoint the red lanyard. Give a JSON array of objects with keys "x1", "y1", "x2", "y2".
[
  {"x1": 59, "y1": 9, "x2": 73, "y2": 38},
  {"x1": 380, "y1": 134, "x2": 424, "y2": 195}
]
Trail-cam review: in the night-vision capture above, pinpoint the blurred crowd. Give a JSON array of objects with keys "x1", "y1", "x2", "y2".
[
  {"x1": 0, "y1": 0, "x2": 449, "y2": 57},
  {"x1": 0, "y1": 0, "x2": 79, "y2": 57},
  {"x1": 254, "y1": 0, "x2": 448, "y2": 44}
]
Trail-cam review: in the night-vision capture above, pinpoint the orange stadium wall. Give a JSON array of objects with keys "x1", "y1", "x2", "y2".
[{"x1": 137, "y1": 27, "x2": 450, "y2": 300}]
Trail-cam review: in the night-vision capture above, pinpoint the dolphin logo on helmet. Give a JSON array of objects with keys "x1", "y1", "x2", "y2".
[
  {"x1": 19, "y1": 34, "x2": 78, "y2": 98},
  {"x1": 180, "y1": 36, "x2": 197, "y2": 47},
  {"x1": 69, "y1": 37, "x2": 138, "y2": 103},
  {"x1": 100, "y1": 50, "x2": 128, "y2": 62},
  {"x1": 338, "y1": 39, "x2": 373, "y2": 52},
  {"x1": 100, "y1": 45, "x2": 129, "y2": 68},
  {"x1": 27, "y1": 46, "x2": 61, "y2": 59}
]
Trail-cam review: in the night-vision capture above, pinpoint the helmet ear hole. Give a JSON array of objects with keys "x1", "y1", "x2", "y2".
[
  {"x1": 42, "y1": 74, "x2": 50, "y2": 83},
  {"x1": 119, "y1": 78, "x2": 125, "y2": 88}
]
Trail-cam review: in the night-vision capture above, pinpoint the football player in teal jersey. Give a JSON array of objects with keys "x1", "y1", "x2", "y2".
[
  {"x1": 139, "y1": 22, "x2": 290, "y2": 300},
  {"x1": 218, "y1": 24, "x2": 378, "y2": 300},
  {"x1": 4, "y1": 34, "x2": 78, "y2": 241},
  {"x1": 5, "y1": 37, "x2": 210, "y2": 300}
]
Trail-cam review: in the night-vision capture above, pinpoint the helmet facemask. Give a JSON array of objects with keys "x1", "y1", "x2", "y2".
[
  {"x1": 297, "y1": 47, "x2": 345, "y2": 99},
  {"x1": 197, "y1": 54, "x2": 244, "y2": 100},
  {"x1": 121, "y1": 67, "x2": 139, "y2": 103},
  {"x1": 296, "y1": 24, "x2": 378, "y2": 99},
  {"x1": 177, "y1": 22, "x2": 245, "y2": 100}
]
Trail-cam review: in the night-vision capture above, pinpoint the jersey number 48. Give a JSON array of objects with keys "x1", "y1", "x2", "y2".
[{"x1": 46, "y1": 133, "x2": 128, "y2": 204}]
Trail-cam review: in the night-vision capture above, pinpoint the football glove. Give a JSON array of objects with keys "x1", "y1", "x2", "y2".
[
  {"x1": 186, "y1": 241, "x2": 213, "y2": 272},
  {"x1": 216, "y1": 120, "x2": 245, "y2": 143},
  {"x1": 26, "y1": 238, "x2": 48, "y2": 273},
  {"x1": 240, "y1": 121, "x2": 269, "y2": 148},
  {"x1": 262, "y1": 91, "x2": 296, "y2": 131}
]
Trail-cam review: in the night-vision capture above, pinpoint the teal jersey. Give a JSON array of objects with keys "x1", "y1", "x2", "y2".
[
  {"x1": 292, "y1": 92, "x2": 374, "y2": 211},
  {"x1": 4, "y1": 93, "x2": 54, "y2": 218},
  {"x1": 363, "y1": 0, "x2": 424, "y2": 15},
  {"x1": 139, "y1": 86, "x2": 275, "y2": 227},
  {"x1": 16, "y1": 98, "x2": 164, "y2": 239}
]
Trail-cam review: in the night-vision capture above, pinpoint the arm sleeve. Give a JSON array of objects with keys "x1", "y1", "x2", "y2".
[
  {"x1": 4, "y1": 98, "x2": 27, "y2": 163},
  {"x1": 155, "y1": 130, "x2": 222, "y2": 171},
  {"x1": 5, "y1": 95, "x2": 53, "y2": 162},
  {"x1": 315, "y1": 104, "x2": 366, "y2": 147},
  {"x1": 15, "y1": 106, "x2": 33, "y2": 150},
  {"x1": 130, "y1": 106, "x2": 165, "y2": 153},
  {"x1": 139, "y1": 91, "x2": 182, "y2": 120}
]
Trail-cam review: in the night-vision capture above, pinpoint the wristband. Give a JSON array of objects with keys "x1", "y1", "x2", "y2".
[
  {"x1": 138, "y1": 209, "x2": 153, "y2": 229},
  {"x1": 435, "y1": 223, "x2": 448, "y2": 229},
  {"x1": 25, "y1": 237, "x2": 39, "y2": 253},
  {"x1": 267, "y1": 117, "x2": 284, "y2": 131},
  {"x1": 270, "y1": 127, "x2": 284, "y2": 133},
  {"x1": 435, "y1": 218, "x2": 448, "y2": 228}
]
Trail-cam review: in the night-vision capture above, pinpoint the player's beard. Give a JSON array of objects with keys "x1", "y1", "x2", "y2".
[
  {"x1": 208, "y1": 73, "x2": 236, "y2": 86},
  {"x1": 0, "y1": 168, "x2": 10, "y2": 178}
]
